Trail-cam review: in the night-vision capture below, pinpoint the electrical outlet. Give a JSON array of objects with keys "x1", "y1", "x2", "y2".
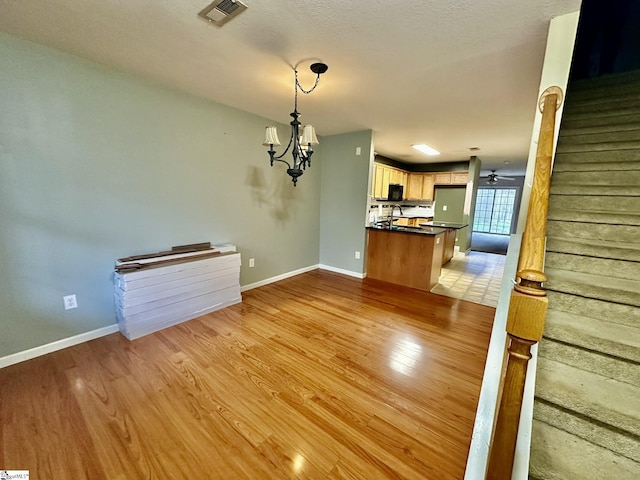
[
  {"x1": 355, "y1": 147, "x2": 362, "y2": 155},
  {"x1": 442, "y1": 205, "x2": 448, "y2": 211},
  {"x1": 249, "y1": 258, "x2": 255, "y2": 268},
  {"x1": 63, "y1": 294, "x2": 77, "y2": 310},
  {"x1": 355, "y1": 251, "x2": 361, "y2": 260}
]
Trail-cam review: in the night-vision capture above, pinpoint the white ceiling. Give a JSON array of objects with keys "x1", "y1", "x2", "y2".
[{"x1": 0, "y1": 0, "x2": 581, "y2": 175}]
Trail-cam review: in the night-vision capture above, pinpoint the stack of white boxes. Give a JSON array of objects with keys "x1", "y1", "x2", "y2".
[{"x1": 114, "y1": 244, "x2": 241, "y2": 340}]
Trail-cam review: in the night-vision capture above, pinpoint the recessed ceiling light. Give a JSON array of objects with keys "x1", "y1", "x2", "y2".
[
  {"x1": 504, "y1": 160, "x2": 510, "y2": 164},
  {"x1": 412, "y1": 144, "x2": 440, "y2": 156}
]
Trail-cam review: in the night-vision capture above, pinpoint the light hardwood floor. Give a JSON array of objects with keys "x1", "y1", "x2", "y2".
[{"x1": 0, "y1": 270, "x2": 495, "y2": 479}]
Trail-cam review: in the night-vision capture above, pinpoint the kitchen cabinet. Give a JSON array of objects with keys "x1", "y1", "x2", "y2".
[
  {"x1": 434, "y1": 173, "x2": 452, "y2": 184},
  {"x1": 451, "y1": 172, "x2": 469, "y2": 184},
  {"x1": 422, "y1": 174, "x2": 435, "y2": 200},
  {"x1": 406, "y1": 173, "x2": 436, "y2": 201},
  {"x1": 371, "y1": 163, "x2": 467, "y2": 199},
  {"x1": 406, "y1": 174, "x2": 424, "y2": 200},
  {"x1": 366, "y1": 228, "x2": 445, "y2": 291},
  {"x1": 442, "y1": 228, "x2": 457, "y2": 264},
  {"x1": 371, "y1": 164, "x2": 408, "y2": 199}
]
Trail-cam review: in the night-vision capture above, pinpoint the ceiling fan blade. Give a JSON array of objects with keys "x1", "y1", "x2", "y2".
[{"x1": 497, "y1": 176, "x2": 515, "y2": 180}]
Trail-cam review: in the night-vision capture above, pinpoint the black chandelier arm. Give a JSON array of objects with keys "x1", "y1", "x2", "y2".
[
  {"x1": 267, "y1": 149, "x2": 292, "y2": 169},
  {"x1": 272, "y1": 132, "x2": 295, "y2": 160}
]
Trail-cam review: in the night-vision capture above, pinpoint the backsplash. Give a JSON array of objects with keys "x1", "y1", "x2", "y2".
[{"x1": 368, "y1": 203, "x2": 435, "y2": 224}]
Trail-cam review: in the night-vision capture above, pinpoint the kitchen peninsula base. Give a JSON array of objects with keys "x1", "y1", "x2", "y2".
[{"x1": 366, "y1": 228, "x2": 445, "y2": 291}]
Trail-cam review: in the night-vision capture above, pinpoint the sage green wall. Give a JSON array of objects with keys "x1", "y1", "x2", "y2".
[
  {"x1": 462, "y1": 156, "x2": 481, "y2": 252},
  {"x1": 431, "y1": 157, "x2": 480, "y2": 253},
  {"x1": 319, "y1": 131, "x2": 373, "y2": 274},
  {"x1": 0, "y1": 33, "x2": 321, "y2": 357}
]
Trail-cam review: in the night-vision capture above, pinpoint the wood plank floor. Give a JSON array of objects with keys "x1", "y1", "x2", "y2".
[{"x1": 0, "y1": 270, "x2": 495, "y2": 479}]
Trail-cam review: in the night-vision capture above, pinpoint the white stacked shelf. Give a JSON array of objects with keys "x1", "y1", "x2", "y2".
[{"x1": 114, "y1": 244, "x2": 241, "y2": 340}]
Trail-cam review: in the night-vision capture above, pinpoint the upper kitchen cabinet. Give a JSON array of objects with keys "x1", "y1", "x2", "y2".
[
  {"x1": 434, "y1": 172, "x2": 452, "y2": 185},
  {"x1": 451, "y1": 172, "x2": 469, "y2": 184},
  {"x1": 421, "y1": 174, "x2": 435, "y2": 200},
  {"x1": 406, "y1": 173, "x2": 424, "y2": 200},
  {"x1": 371, "y1": 164, "x2": 408, "y2": 199},
  {"x1": 371, "y1": 161, "x2": 467, "y2": 200},
  {"x1": 406, "y1": 173, "x2": 436, "y2": 201},
  {"x1": 433, "y1": 172, "x2": 468, "y2": 185}
]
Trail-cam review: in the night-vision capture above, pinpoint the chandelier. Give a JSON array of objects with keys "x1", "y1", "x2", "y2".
[{"x1": 262, "y1": 62, "x2": 328, "y2": 186}]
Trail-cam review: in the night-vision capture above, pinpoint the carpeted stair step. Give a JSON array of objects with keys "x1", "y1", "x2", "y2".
[
  {"x1": 546, "y1": 236, "x2": 640, "y2": 262},
  {"x1": 549, "y1": 184, "x2": 640, "y2": 197},
  {"x1": 547, "y1": 217, "x2": 640, "y2": 243},
  {"x1": 561, "y1": 105, "x2": 640, "y2": 123},
  {"x1": 561, "y1": 112, "x2": 640, "y2": 130},
  {"x1": 559, "y1": 128, "x2": 640, "y2": 144},
  {"x1": 553, "y1": 160, "x2": 640, "y2": 172},
  {"x1": 529, "y1": 418, "x2": 640, "y2": 480},
  {"x1": 554, "y1": 149, "x2": 640, "y2": 163},
  {"x1": 546, "y1": 290, "x2": 639, "y2": 327},
  {"x1": 545, "y1": 251, "x2": 639, "y2": 281},
  {"x1": 563, "y1": 90, "x2": 640, "y2": 108},
  {"x1": 547, "y1": 208, "x2": 640, "y2": 226},
  {"x1": 544, "y1": 268, "x2": 640, "y2": 307},
  {"x1": 549, "y1": 192, "x2": 640, "y2": 211},
  {"x1": 551, "y1": 169, "x2": 640, "y2": 186},
  {"x1": 556, "y1": 139, "x2": 640, "y2": 154},
  {"x1": 562, "y1": 102, "x2": 640, "y2": 119},
  {"x1": 568, "y1": 70, "x2": 640, "y2": 95},
  {"x1": 543, "y1": 309, "x2": 640, "y2": 363},
  {"x1": 560, "y1": 121, "x2": 640, "y2": 137},
  {"x1": 534, "y1": 357, "x2": 640, "y2": 437}
]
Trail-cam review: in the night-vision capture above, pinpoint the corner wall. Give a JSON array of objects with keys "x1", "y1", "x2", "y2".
[
  {"x1": 319, "y1": 131, "x2": 373, "y2": 276},
  {"x1": 0, "y1": 33, "x2": 322, "y2": 358}
]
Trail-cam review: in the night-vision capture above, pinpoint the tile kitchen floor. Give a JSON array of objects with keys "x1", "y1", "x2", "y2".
[{"x1": 431, "y1": 251, "x2": 506, "y2": 308}]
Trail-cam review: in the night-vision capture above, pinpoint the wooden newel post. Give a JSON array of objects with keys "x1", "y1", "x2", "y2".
[{"x1": 486, "y1": 86, "x2": 562, "y2": 480}]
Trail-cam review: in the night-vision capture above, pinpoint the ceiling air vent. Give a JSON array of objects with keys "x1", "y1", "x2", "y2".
[{"x1": 199, "y1": 0, "x2": 247, "y2": 26}]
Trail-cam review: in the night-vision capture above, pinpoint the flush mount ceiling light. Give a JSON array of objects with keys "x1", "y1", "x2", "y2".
[
  {"x1": 412, "y1": 144, "x2": 440, "y2": 156},
  {"x1": 263, "y1": 61, "x2": 329, "y2": 186}
]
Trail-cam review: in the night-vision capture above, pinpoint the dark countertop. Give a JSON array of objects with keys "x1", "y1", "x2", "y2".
[
  {"x1": 366, "y1": 225, "x2": 448, "y2": 236},
  {"x1": 419, "y1": 221, "x2": 469, "y2": 229}
]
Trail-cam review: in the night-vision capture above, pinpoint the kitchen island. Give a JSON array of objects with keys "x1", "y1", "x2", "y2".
[
  {"x1": 365, "y1": 222, "x2": 468, "y2": 291},
  {"x1": 420, "y1": 222, "x2": 469, "y2": 264},
  {"x1": 366, "y1": 226, "x2": 447, "y2": 291}
]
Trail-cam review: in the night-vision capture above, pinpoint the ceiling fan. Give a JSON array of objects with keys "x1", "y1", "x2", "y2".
[{"x1": 486, "y1": 170, "x2": 514, "y2": 185}]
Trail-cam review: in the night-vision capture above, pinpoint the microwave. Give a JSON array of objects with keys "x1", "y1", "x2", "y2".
[{"x1": 387, "y1": 183, "x2": 404, "y2": 201}]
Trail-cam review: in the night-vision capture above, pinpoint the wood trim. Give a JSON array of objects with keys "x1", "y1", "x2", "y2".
[{"x1": 486, "y1": 88, "x2": 562, "y2": 479}]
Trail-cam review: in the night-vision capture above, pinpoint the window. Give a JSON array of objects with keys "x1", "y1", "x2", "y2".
[{"x1": 473, "y1": 188, "x2": 517, "y2": 235}]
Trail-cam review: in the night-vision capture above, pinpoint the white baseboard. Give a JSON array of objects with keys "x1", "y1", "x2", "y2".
[
  {"x1": 0, "y1": 324, "x2": 119, "y2": 369},
  {"x1": 241, "y1": 264, "x2": 320, "y2": 292},
  {"x1": 2, "y1": 265, "x2": 362, "y2": 369},
  {"x1": 319, "y1": 264, "x2": 365, "y2": 279}
]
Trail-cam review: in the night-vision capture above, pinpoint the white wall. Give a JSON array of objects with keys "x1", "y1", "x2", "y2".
[{"x1": 517, "y1": 11, "x2": 581, "y2": 232}]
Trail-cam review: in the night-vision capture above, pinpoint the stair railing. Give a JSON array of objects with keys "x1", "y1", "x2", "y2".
[{"x1": 485, "y1": 86, "x2": 563, "y2": 479}]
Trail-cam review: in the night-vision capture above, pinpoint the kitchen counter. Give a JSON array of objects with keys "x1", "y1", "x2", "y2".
[
  {"x1": 367, "y1": 225, "x2": 447, "y2": 235},
  {"x1": 420, "y1": 221, "x2": 468, "y2": 229}
]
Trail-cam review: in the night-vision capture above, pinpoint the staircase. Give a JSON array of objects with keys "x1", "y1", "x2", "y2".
[{"x1": 529, "y1": 72, "x2": 640, "y2": 479}]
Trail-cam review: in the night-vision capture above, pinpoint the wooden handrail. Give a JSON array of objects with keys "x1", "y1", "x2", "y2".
[{"x1": 485, "y1": 86, "x2": 563, "y2": 480}]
